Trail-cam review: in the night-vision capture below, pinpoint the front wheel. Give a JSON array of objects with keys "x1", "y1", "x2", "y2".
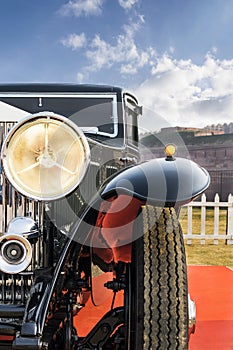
[{"x1": 130, "y1": 206, "x2": 189, "y2": 350}]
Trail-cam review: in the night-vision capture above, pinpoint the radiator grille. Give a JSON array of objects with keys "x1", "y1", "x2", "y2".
[
  {"x1": 0, "y1": 122, "x2": 44, "y2": 304},
  {"x1": 0, "y1": 273, "x2": 33, "y2": 304}
]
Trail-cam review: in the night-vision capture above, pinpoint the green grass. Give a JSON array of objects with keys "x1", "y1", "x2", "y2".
[
  {"x1": 179, "y1": 207, "x2": 233, "y2": 268},
  {"x1": 185, "y1": 242, "x2": 233, "y2": 268},
  {"x1": 180, "y1": 207, "x2": 228, "y2": 235}
]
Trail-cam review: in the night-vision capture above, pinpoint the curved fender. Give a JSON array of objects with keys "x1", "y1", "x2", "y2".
[{"x1": 100, "y1": 157, "x2": 210, "y2": 206}]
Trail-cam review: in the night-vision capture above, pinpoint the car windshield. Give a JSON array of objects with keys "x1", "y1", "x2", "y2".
[
  {"x1": 0, "y1": 93, "x2": 123, "y2": 145},
  {"x1": 69, "y1": 96, "x2": 118, "y2": 138}
]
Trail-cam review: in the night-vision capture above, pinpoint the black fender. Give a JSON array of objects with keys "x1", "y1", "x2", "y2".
[{"x1": 100, "y1": 157, "x2": 210, "y2": 206}]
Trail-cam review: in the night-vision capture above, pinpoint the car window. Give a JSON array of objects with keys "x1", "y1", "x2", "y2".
[
  {"x1": 0, "y1": 94, "x2": 124, "y2": 147},
  {"x1": 125, "y1": 97, "x2": 142, "y2": 146}
]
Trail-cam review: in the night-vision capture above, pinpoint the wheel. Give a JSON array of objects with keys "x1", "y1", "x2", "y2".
[{"x1": 130, "y1": 206, "x2": 189, "y2": 350}]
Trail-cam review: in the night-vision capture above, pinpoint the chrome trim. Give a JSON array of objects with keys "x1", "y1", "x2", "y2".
[
  {"x1": 0, "y1": 233, "x2": 32, "y2": 274},
  {"x1": 7, "y1": 217, "x2": 39, "y2": 239},
  {"x1": 1, "y1": 112, "x2": 91, "y2": 201},
  {"x1": 188, "y1": 294, "x2": 196, "y2": 337}
]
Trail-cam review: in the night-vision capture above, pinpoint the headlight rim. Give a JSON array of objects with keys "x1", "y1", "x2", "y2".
[
  {"x1": 1, "y1": 111, "x2": 91, "y2": 201},
  {"x1": 0, "y1": 233, "x2": 33, "y2": 274}
]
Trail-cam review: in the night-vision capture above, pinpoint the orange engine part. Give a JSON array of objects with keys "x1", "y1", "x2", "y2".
[{"x1": 93, "y1": 195, "x2": 142, "y2": 263}]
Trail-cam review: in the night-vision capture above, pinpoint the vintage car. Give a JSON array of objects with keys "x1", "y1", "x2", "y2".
[{"x1": 0, "y1": 84, "x2": 209, "y2": 349}]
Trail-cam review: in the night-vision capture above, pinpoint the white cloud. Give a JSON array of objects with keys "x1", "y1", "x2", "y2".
[
  {"x1": 61, "y1": 33, "x2": 87, "y2": 50},
  {"x1": 59, "y1": 0, "x2": 104, "y2": 17},
  {"x1": 118, "y1": 0, "x2": 139, "y2": 10},
  {"x1": 77, "y1": 72, "x2": 85, "y2": 83},
  {"x1": 85, "y1": 32, "x2": 150, "y2": 73},
  {"x1": 123, "y1": 18, "x2": 142, "y2": 38},
  {"x1": 134, "y1": 53, "x2": 233, "y2": 130},
  {"x1": 169, "y1": 46, "x2": 175, "y2": 54},
  {"x1": 79, "y1": 15, "x2": 155, "y2": 77},
  {"x1": 211, "y1": 46, "x2": 218, "y2": 54},
  {"x1": 120, "y1": 63, "x2": 138, "y2": 74},
  {"x1": 59, "y1": 3, "x2": 233, "y2": 133},
  {"x1": 60, "y1": 1, "x2": 149, "y2": 79}
]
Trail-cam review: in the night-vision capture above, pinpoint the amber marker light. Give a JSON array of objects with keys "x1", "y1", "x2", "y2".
[{"x1": 164, "y1": 144, "x2": 176, "y2": 159}]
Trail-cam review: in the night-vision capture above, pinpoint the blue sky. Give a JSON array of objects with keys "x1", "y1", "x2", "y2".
[{"x1": 1, "y1": 0, "x2": 233, "y2": 128}]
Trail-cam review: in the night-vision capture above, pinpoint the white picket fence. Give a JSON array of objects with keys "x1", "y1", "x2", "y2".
[{"x1": 182, "y1": 193, "x2": 233, "y2": 245}]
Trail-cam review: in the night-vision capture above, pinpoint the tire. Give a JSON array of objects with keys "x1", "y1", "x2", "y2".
[{"x1": 130, "y1": 206, "x2": 189, "y2": 350}]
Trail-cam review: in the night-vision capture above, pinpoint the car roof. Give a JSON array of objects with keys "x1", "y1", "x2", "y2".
[{"x1": 0, "y1": 83, "x2": 123, "y2": 95}]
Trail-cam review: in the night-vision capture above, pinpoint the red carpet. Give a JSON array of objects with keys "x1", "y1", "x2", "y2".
[
  {"x1": 75, "y1": 266, "x2": 233, "y2": 349},
  {"x1": 188, "y1": 266, "x2": 233, "y2": 350}
]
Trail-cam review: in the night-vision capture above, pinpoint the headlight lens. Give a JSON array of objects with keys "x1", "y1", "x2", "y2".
[
  {"x1": 1, "y1": 112, "x2": 90, "y2": 201},
  {"x1": 0, "y1": 234, "x2": 32, "y2": 274}
]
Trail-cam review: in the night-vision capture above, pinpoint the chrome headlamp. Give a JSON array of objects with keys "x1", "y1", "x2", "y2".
[
  {"x1": 0, "y1": 217, "x2": 39, "y2": 274},
  {"x1": 1, "y1": 112, "x2": 90, "y2": 201},
  {"x1": 0, "y1": 234, "x2": 32, "y2": 274}
]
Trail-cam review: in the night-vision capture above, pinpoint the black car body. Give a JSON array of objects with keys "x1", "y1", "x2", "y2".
[{"x1": 0, "y1": 84, "x2": 209, "y2": 349}]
